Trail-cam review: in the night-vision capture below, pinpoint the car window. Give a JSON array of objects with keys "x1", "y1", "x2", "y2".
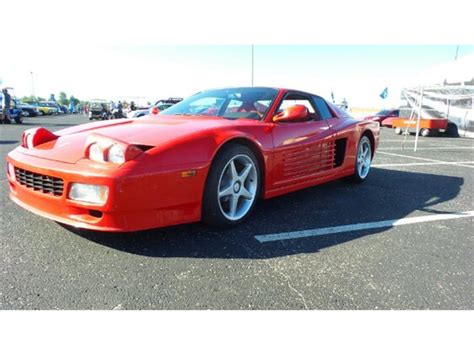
[
  {"x1": 278, "y1": 98, "x2": 315, "y2": 114},
  {"x1": 162, "y1": 88, "x2": 278, "y2": 120},
  {"x1": 313, "y1": 96, "x2": 333, "y2": 120}
]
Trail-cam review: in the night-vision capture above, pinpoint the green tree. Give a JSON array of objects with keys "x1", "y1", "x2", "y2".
[
  {"x1": 69, "y1": 95, "x2": 80, "y2": 106},
  {"x1": 58, "y1": 92, "x2": 69, "y2": 106},
  {"x1": 22, "y1": 95, "x2": 45, "y2": 102},
  {"x1": 21, "y1": 95, "x2": 37, "y2": 103}
]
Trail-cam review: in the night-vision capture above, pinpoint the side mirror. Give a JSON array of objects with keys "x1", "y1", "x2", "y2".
[{"x1": 273, "y1": 105, "x2": 309, "y2": 123}]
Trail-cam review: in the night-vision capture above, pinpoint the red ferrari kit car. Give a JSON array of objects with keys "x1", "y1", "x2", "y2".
[{"x1": 7, "y1": 87, "x2": 380, "y2": 232}]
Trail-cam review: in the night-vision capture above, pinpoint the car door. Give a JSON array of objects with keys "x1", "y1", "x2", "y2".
[{"x1": 270, "y1": 92, "x2": 336, "y2": 190}]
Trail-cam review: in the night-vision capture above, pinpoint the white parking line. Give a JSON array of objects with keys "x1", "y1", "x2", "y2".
[
  {"x1": 379, "y1": 147, "x2": 473, "y2": 150},
  {"x1": 373, "y1": 161, "x2": 474, "y2": 167},
  {"x1": 377, "y1": 151, "x2": 474, "y2": 168},
  {"x1": 255, "y1": 211, "x2": 474, "y2": 243}
]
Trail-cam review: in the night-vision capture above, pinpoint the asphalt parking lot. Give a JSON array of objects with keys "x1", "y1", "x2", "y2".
[{"x1": 1, "y1": 114, "x2": 473, "y2": 310}]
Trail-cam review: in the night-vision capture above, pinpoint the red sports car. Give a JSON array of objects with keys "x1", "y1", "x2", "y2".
[
  {"x1": 7, "y1": 87, "x2": 380, "y2": 232},
  {"x1": 364, "y1": 108, "x2": 399, "y2": 127}
]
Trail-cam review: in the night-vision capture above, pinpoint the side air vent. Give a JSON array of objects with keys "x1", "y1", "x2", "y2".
[{"x1": 334, "y1": 138, "x2": 347, "y2": 168}]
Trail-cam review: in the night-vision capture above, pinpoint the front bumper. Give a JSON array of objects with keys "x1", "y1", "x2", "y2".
[{"x1": 7, "y1": 150, "x2": 207, "y2": 232}]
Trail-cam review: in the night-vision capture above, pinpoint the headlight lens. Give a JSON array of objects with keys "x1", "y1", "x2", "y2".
[
  {"x1": 26, "y1": 134, "x2": 34, "y2": 149},
  {"x1": 69, "y1": 183, "x2": 109, "y2": 205},
  {"x1": 108, "y1": 144, "x2": 125, "y2": 164},
  {"x1": 89, "y1": 143, "x2": 104, "y2": 162}
]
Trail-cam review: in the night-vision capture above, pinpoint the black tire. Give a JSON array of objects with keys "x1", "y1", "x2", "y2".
[
  {"x1": 14, "y1": 115, "x2": 23, "y2": 124},
  {"x1": 202, "y1": 144, "x2": 261, "y2": 227},
  {"x1": 420, "y1": 128, "x2": 430, "y2": 137},
  {"x1": 349, "y1": 135, "x2": 372, "y2": 183},
  {"x1": 394, "y1": 127, "x2": 403, "y2": 135}
]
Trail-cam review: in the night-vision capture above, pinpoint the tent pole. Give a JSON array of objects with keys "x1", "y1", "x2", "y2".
[{"x1": 414, "y1": 85, "x2": 423, "y2": 152}]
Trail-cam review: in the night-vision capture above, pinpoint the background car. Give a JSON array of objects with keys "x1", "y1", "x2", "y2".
[
  {"x1": 16, "y1": 100, "x2": 39, "y2": 117},
  {"x1": 127, "y1": 98, "x2": 183, "y2": 118},
  {"x1": 154, "y1": 97, "x2": 183, "y2": 110},
  {"x1": 127, "y1": 107, "x2": 151, "y2": 118},
  {"x1": 0, "y1": 96, "x2": 24, "y2": 123},
  {"x1": 88, "y1": 99, "x2": 110, "y2": 120},
  {"x1": 364, "y1": 108, "x2": 399, "y2": 127},
  {"x1": 32, "y1": 101, "x2": 58, "y2": 115}
]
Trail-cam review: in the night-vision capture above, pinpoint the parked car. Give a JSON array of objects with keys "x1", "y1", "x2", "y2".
[
  {"x1": 127, "y1": 107, "x2": 150, "y2": 118},
  {"x1": 364, "y1": 108, "x2": 399, "y2": 127},
  {"x1": 0, "y1": 95, "x2": 24, "y2": 123},
  {"x1": 88, "y1": 100, "x2": 110, "y2": 120},
  {"x1": 32, "y1": 101, "x2": 58, "y2": 115},
  {"x1": 16, "y1": 100, "x2": 39, "y2": 118},
  {"x1": 7, "y1": 87, "x2": 379, "y2": 232},
  {"x1": 155, "y1": 97, "x2": 182, "y2": 110}
]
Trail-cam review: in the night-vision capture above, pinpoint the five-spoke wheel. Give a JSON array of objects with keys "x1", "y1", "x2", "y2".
[
  {"x1": 351, "y1": 135, "x2": 372, "y2": 182},
  {"x1": 202, "y1": 145, "x2": 260, "y2": 227}
]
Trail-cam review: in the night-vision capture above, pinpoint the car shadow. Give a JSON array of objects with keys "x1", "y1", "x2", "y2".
[{"x1": 60, "y1": 168, "x2": 463, "y2": 259}]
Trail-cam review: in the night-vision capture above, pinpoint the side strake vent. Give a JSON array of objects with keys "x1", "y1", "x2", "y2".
[{"x1": 334, "y1": 138, "x2": 347, "y2": 168}]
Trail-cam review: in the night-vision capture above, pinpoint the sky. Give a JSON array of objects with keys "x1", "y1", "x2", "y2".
[{"x1": 1, "y1": 45, "x2": 473, "y2": 108}]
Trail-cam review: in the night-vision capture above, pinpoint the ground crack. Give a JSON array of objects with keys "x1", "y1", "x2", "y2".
[{"x1": 264, "y1": 260, "x2": 309, "y2": 310}]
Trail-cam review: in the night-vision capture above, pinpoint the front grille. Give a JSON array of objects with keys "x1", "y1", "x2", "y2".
[{"x1": 14, "y1": 168, "x2": 64, "y2": 196}]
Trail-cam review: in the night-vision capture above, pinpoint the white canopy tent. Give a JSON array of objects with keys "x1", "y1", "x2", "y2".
[{"x1": 400, "y1": 53, "x2": 474, "y2": 147}]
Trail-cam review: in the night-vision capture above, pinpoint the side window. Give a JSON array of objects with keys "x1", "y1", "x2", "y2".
[
  {"x1": 278, "y1": 99, "x2": 315, "y2": 114},
  {"x1": 276, "y1": 94, "x2": 318, "y2": 121},
  {"x1": 313, "y1": 96, "x2": 333, "y2": 120}
]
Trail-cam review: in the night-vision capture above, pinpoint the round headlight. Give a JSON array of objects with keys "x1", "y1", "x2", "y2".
[
  {"x1": 89, "y1": 143, "x2": 104, "y2": 162},
  {"x1": 108, "y1": 144, "x2": 125, "y2": 164},
  {"x1": 26, "y1": 133, "x2": 34, "y2": 148}
]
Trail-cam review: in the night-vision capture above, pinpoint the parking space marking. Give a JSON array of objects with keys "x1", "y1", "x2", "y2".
[
  {"x1": 377, "y1": 151, "x2": 474, "y2": 168},
  {"x1": 255, "y1": 211, "x2": 474, "y2": 243},
  {"x1": 373, "y1": 161, "x2": 474, "y2": 167},
  {"x1": 379, "y1": 147, "x2": 473, "y2": 150}
]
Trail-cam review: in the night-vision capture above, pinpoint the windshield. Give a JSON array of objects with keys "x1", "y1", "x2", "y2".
[
  {"x1": 160, "y1": 87, "x2": 278, "y2": 120},
  {"x1": 375, "y1": 109, "x2": 390, "y2": 116}
]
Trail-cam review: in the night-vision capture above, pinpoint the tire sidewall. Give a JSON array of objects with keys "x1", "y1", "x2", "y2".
[{"x1": 353, "y1": 135, "x2": 372, "y2": 182}]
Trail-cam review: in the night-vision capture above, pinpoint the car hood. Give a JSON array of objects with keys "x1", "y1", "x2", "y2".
[{"x1": 21, "y1": 115, "x2": 255, "y2": 164}]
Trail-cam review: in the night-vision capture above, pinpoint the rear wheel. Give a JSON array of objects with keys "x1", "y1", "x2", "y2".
[
  {"x1": 394, "y1": 127, "x2": 403, "y2": 135},
  {"x1": 202, "y1": 145, "x2": 260, "y2": 227},
  {"x1": 350, "y1": 135, "x2": 372, "y2": 183},
  {"x1": 14, "y1": 115, "x2": 23, "y2": 124}
]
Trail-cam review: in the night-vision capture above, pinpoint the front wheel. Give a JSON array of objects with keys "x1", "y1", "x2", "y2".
[
  {"x1": 350, "y1": 135, "x2": 372, "y2": 183},
  {"x1": 420, "y1": 128, "x2": 431, "y2": 137},
  {"x1": 202, "y1": 145, "x2": 260, "y2": 227}
]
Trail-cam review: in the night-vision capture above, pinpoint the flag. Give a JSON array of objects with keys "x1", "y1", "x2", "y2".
[{"x1": 379, "y1": 87, "x2": 388, "y2": 99}]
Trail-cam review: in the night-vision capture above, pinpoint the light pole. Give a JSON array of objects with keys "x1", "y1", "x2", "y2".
[
  {"x1": 251, "y1": 44, "x2": 254, "y2": 87},
  {"x1": 454, "y1": 45, "x2": 459, "y2": 60},
  {"x1": 30, "y1": 71, "x2": 35, "y2": 98}
]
